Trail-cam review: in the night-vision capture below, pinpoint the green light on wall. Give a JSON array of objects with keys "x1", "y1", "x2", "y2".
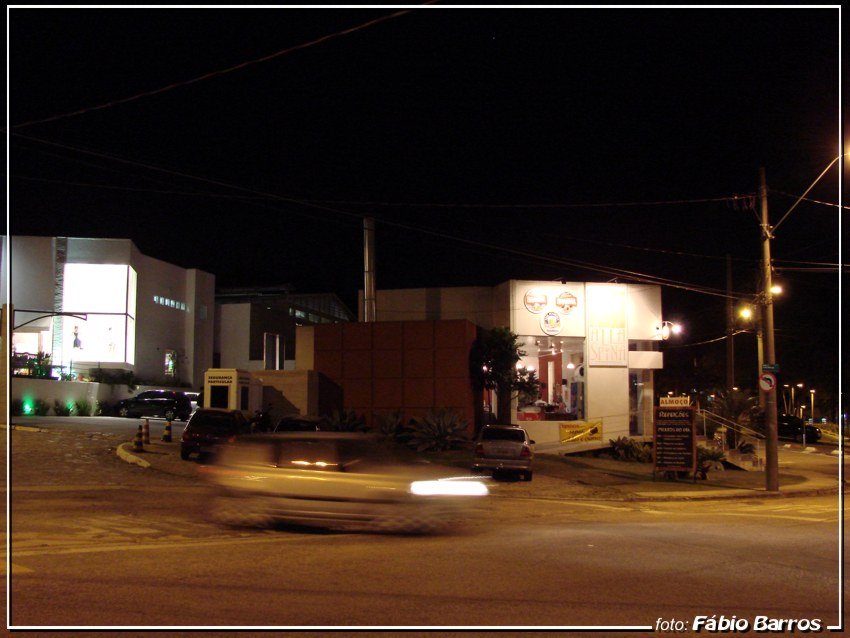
[{"x1": 22, "y1": 399, "x2": 34, "y2": 415}]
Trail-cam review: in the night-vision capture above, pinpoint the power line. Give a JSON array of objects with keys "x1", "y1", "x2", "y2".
[
  {"x1": 3, "y1": 133, "x2": 778, "y2": 300},
  {"x1": 10, "y1": 7, "x2": 423, "y2": 130},
  {"x1": 771, "y1": 189, "x2": 847, "y2": 211}
]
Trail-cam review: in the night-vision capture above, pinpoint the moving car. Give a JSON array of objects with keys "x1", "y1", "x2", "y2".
[
  {"x1": 180, "y1": 408, "x2": 252, "y2": 460},
  {"x1": 202, "y1": 432, "x2": 489, "y2": 533},
  {"x1": 471, "y1": 425, "x2": 535, "y2": 481},
  {"x1": 115, "y1": 390, "x2": 192, "y2": 422},
  {"x1": 777, "y1": 414, "x2": 821, "y2": 443}
]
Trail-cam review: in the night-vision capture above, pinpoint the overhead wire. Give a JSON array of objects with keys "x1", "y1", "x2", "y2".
[
  {"x1": 10, "y1": 132, "x2": 746, "y2": 299},
  {"x1": 9, "y1": 6, "x2": 426, "y2": 130}
]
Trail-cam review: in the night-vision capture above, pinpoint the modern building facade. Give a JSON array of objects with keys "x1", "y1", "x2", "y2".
[
  {"x1": 214, "y1": 286, "x2": 355, "y2": 372},
  {"x1": 298, "y1": 280, "x2": 665, "y2": 442},
  {"x1": 7, "y1": 236, "x2": 214, "y2": 388}
]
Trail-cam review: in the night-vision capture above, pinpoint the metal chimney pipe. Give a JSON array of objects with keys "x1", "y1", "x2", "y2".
[{"x1": 363, "y1": 217, "x2": 376, "y2": 322}]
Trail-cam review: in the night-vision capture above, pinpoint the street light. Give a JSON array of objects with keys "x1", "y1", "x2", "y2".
[{"x1": 808, "y1": 390, "x2": 816, "y2": 447}]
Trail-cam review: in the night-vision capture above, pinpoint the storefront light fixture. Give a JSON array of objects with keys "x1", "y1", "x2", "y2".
[{"x1": 657, "y1": 321, "x2": 683, "y2": 340}]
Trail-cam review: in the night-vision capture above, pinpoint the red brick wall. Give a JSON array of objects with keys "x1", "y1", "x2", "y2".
[{"x1": 311, "y1": 319, "x2": 477, "y2": 433}]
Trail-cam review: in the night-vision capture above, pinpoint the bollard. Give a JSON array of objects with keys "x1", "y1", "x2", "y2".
[
  {"x1": 133, "y1": 423, "x2": 144, "y2": 452},
  {"x1": 162, "y1": 420, "x2": 173, "y2": 443},
  {"x1": 142, "y1": 418, "x2": 150, "y2": 444}
]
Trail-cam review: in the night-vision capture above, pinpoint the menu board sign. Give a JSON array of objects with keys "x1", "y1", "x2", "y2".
[{"x1": 653, "y1": 407, "x2": 696, "y2": 474}]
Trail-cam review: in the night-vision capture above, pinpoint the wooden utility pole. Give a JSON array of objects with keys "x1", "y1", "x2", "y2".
[
  {"x1": 725, "y1": 254, "x2": 734, "y2": 390},
  {"x1": 759, "y1": 168, "x2": 779, "y2": 492}
]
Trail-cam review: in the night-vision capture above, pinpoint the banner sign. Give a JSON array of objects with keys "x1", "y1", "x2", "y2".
[
  {"x1": 653, "y1": 407, "x2": 696, "y2": 473},
  {"x1": 559, "y1": 420, "x2": 603, "y2": 443}
]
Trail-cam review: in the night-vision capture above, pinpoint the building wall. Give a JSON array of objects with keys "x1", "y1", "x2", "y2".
[
  {"x1": 300, "y1": 319, "x2": 478, "y2": 431},
  {"x1": 366, "y1": 286, "x2": 496, "y2": 327},
  {"x1": 217, "y1": 303, "x2": 254, "y2": 370}
]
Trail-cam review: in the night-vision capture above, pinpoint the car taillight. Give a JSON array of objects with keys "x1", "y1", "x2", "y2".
[
  {"x1": 474, "y1": 443, "x2": 484, "y2": 456},
  {"x1": 227, "y1": 435, "x2": 237, "y2": 443},
  {"x1": 520, "y1": 446, "x2": 531, "y2": 458}
]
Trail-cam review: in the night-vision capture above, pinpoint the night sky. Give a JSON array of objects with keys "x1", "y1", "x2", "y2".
[{"x1": 7, "y1": 7, "x2": 843, "y2": 404}]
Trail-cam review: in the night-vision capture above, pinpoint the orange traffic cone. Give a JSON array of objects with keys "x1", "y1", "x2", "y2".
[
  {"x1": 162, "y1": 420, "x2": 173, "y2": 443},
  {"x1": 133, "y1": 423, "x2": 144, "y2": 452},
  {"x1": 142, "y1": 418, "x2": 150, "y2": 444}
]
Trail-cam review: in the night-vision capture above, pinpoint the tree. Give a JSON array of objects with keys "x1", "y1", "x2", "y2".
[{"x1": 470, "y1": 327, "x2": 539, "y2": 427}]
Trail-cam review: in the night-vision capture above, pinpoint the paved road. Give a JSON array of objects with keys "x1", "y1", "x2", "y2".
[{"x1": 4, "y1": 426, "x2": 846, "y2": 630}]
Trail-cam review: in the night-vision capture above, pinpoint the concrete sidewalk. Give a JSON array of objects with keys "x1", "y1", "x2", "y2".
[{"x1": 110, "y1": 427, "x2": 843, "y2": 502}]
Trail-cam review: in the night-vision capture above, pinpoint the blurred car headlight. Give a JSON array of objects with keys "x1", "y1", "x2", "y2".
[{"x1": 409, "y1": 479, "x2": 489, "y2": 496}]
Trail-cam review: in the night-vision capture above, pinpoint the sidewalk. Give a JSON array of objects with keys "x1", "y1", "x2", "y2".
[{"x1": 111, "y1": 428, "x2": 843, "y2": 502}]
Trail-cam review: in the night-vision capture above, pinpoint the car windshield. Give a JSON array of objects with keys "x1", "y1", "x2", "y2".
[{"x1": 480, "y1": 428, "x2": 525, "y2": 442}]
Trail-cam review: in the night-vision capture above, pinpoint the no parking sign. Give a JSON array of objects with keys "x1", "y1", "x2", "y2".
[{"x1": 759, "y1": 372, "x2": 777, "y2": 392}]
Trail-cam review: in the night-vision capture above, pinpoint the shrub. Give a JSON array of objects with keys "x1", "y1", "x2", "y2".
[
  {"x1": 33, "y1": 399, "x2": 50, "y2": 416},
  {"x1": 95, "y1": 400, "x2": 112, "y2": 416},
  {"x1": 10, "y1": 399, "x2": 23, "y2": 417},
  {"x1": 373, "y1": 409, "x2": 407, "y2": 440},
  {"x1": 74, "y1": 399, "x2": 93, "y2": 417},
  {"x1": 696, "y1": 445, "x2": 726, "y2": 480},
  {"x1": 322, "y1": 409, "x2": 369, "y2": 432},
  {"x1": 405, "y1": 408, "x2": 470, "y2": 452},
  {"x1": 609, "y1": 436, "x2": 652, "y2": 463},
  {"x1": 53, "y1": 400, "x2": 73, "y2": 417}
]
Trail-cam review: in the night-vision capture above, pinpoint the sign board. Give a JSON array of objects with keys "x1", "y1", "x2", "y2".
[
  {"x1": 653, "y1": 407, "x2": 696, "y2": 474},
  {"x1": 759, "y1": 372, "x2": 777, "y2": 392},
  {"x1": 559, "y1": 420, "x2": 603, "y2": 443},
  {"x1": 761, "y1": 363, "x2": 780, "y2": 373},
  {"x1": 659, "y1": 396, "x2": 691, "y2": 407}
]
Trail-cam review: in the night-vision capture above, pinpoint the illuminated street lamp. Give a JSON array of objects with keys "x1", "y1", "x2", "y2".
[{"x1": 657, "y1": 321, "x2": 683, "y2": 341}]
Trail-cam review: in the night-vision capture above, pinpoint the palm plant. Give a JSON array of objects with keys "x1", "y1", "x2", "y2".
[{"x1": 406, "y1": 409, "x2": 470, "y2": 452}]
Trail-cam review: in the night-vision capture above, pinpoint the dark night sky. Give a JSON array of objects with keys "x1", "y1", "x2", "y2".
[{"x1": 7, "y1": 7, "x2": 844, "y2": 400}]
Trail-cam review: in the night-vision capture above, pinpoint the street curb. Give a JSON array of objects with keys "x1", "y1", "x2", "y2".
[
  {"x1": 116, "y1": 442, "x2": 151, "y2": 469},
  {"x1": 2, "y1": 424, "x2": 51, "y2": 433}
]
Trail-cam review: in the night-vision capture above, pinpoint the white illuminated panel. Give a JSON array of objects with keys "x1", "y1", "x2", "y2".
[
  {"x1": 63, "y1": 264, "x2": 129, "y2": 313},
  {"x1": 60, "y1": 263, "x2": 137, "y2": 368}
]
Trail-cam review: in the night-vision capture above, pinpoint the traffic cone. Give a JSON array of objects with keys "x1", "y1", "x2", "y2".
[
  {"x1": 133, "y1": 424, "x2": 144, "y2": 452},
  {"x1": 162, "y1": 420, "x2": 173, "y2": 442},
  {"x1": 142, "y1": 418, "x2": 150, "y2": 444}
]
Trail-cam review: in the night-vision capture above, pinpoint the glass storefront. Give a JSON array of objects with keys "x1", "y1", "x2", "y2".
[{"x1": 516, "y1": 335, "x2": 586, "y2": 423}]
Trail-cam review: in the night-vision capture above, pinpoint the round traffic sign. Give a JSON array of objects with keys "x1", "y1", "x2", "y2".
[{"x1": 759, "y1": 372, "x2": 777, "y2": 392}]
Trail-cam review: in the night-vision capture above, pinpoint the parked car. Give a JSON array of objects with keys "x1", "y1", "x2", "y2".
[
  {"x1": 115, "y1": 390, "x2": 192, "y2": 421},
  {"x1": 202, "y1": 432, "x2": 489, "y2": 533},
  {"x1": 777, "y1": 414, "x2": 821, "y2": 443},
  {"x1": 180, "y1": 408, "x2": 252, "y2": 460},
  {"x1": 471, "y1": 425, "x2": 535, "y2": 481}
]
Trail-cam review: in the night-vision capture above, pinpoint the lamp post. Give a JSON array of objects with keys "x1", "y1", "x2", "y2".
[{"x1": 807, "y1": 389, "x2": 815, "y2": 447}]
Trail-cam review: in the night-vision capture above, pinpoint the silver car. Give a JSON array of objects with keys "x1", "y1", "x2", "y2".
[
  {"x1": 471, "y1": 425, "x2": 535, "y2": 481},
  {"x1": 202, "y1": 432, "x2": 489, "y2": 533}
]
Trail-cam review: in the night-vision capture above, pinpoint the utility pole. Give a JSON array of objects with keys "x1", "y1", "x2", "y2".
[
  {"x1": 725, "y1": 254, "x2": 734, "y2": 390},
  {"x1": 759, "y1": 167, "x2": 779, "y2": 492},
  {"x1": 363, "y1": 217, "x2": 376, "y2": 322}
]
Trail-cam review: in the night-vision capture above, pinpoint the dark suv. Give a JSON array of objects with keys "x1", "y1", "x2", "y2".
[
  {"x1": 181, "y1": 408, "x2": 252, "y2": 460},
  {"x1": 115, "y1": 390, "x2": 192, "y2": 422}
]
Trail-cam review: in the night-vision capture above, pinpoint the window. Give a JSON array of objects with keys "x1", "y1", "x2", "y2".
[{"x1": 164, "y1": 350, "x2": 177, "y2": 377}]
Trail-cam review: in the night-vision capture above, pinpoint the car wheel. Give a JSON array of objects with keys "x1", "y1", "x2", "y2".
[
  {"x1": 180, "y1": 448, "x2": 191, "y2": 460},
  {"x1": 118, "y1": 406, "x2": 129, "y2": 418},
  {"x1": 522, "y1": 471, "x2": 533, "y2": 482}
]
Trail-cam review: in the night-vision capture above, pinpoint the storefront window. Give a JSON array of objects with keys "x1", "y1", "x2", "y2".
[
  {"x1": 60, "y1": 264, "x2": 137, "y2": 373},
  {"x1": 516, "y1": 335, "x2": 585, "y2": 423},
  {"x1": 164, "y1": 350, "x2": 177, "y2": 377}
]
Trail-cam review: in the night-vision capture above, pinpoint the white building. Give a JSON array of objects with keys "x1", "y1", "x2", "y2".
[
  {"x1": 7, "y1": 236, "x2": 214, "y2": 388},
  {"x1": 352, "y1": 280, "x2": 666, "y2": 443}
]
